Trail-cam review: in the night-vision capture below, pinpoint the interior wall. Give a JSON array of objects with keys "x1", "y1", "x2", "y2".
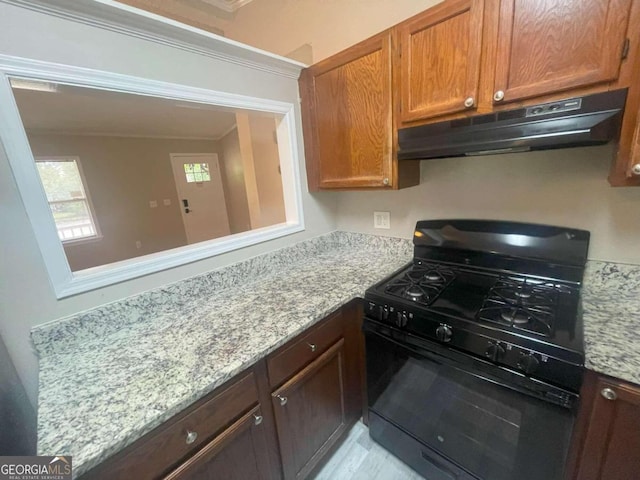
[
  {"x1": 201, "y1": 0, "x2": 442, "y2": 63},
  {"x1": 250, "y1": 116, "x2": 286, "y2": 227},
  {"x1": 0, "y1": 2, "x2": 337, "y2": 407},
  {"x1": 219, "y1": 128, "x2": 252, "y2": 234},
  {"x1": 27, "y1": 134, "x2": 222, "y2": 270}
]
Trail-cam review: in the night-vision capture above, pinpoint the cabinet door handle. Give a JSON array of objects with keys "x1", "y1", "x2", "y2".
[
  {"x1": 631, "y1": 164, "x2": 640, "y2": 176},
  {"x1": 493, "y1": 90, "x2": 505, "y2": 102},
  {"x1": 253, "y1": 414, "x2": 263, "y2": 425},
  {"x1": 382, "y1": 177, "x2": 390, "y2": 186},
  {"x1": 464, "y1": 97, "x2": 475, "y2": 108},
  {"x1": 307, "y1": 342, "x2": 317, "y2": 352},
  {"x1": 276, "y1": 395, "x2": 288, "y2": 406},
  {"x1": 601, "y1": 387, "x2": 617, "y2": 401},
  {"x1": 185, "y1": 430, "x2": 198, "y2": 444}
]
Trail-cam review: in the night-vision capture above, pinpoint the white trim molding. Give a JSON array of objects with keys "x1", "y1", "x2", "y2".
[
  {"x1": 0, "y1": 0, "x2": 306, "y2": 78},
  {"x1": 0, "y1": 54, "x2": 306, "y2": 298},
  {"x1": 201, "y1": 0, "x2": 255, "y2": 13}
]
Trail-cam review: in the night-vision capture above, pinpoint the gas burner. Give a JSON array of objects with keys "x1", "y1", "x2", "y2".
[
  {"x1": 478, "y1": 277, "x2": 560, "y2": 336},
  {"x1": 383, "y1": 263, "x2": 455, "y2": 305}
]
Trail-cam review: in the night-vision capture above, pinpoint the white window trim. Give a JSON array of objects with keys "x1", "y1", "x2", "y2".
[
  {"x1": 0, "y1": 54, "x2": 305, "y2": 298},
  {"x1": 35, "y1": 156, "x2": 103, "y2": 244}
]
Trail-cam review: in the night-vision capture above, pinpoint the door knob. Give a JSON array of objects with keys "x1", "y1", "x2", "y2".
[
  {"x1": 276, "y1": 395, "x2": 288, "y2": 406},
  {"x1": 464, "y1": 97, "x2": 475, "y2": 108},
  {"x1": 493, "y1": 90, "x2": 505, "y2": 102}
]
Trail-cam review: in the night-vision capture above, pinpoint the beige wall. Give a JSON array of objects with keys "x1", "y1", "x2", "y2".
[
  {"x1": 219, "y1": 128, "x2": 252, "y2": 234},
  {"x1": 27, "y1": 134, "x2": 222, "y2": 270},
  {"x1": 207, "y1": 0, "x2": 441, "y2": 63},
  {"x1": 0, "y1": 2, "x2": 337, "y2": 406}
]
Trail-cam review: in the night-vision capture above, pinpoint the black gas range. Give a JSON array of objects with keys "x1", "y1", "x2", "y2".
[{"x1": 363, "y1": 220, "x2": 589, "y2": 480}]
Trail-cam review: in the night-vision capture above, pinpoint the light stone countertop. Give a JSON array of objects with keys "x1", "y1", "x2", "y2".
[
  {"x1": 32, "y1": 232, "x2": 413, "y2": 478},
  {"x1": 32, "y1": 232, "x2": 640, "y2": 478}
]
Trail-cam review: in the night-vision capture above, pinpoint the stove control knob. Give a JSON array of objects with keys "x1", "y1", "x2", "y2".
[
  {"x1": 435, "y1": 324, "x2": 453, "y2": 343},
  {"x1": 485, "y1": 342, "x2": 506, "y2": 362},
  {"x1": 380, "y1": 305, "x2": 390, "y2": 322},
  {"x1": 396, "y1": 311, "x2": 409, "y2": 328},
  {"x1": 518, "y1": 353, "x2": 540, "y2": 374}
]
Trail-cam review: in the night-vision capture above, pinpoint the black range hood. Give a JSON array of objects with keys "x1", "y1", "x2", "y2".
[{"x1": 398, "y1": 89, "x2": 627, "y2": 160}]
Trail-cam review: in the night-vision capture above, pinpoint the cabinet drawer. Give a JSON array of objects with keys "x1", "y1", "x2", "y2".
[
  {"x1": 85, "y1": 370, "x2": 259, "y2": 480},
  {"x1": 268, "y1": 310, "x2": 344, "y2": 388}
]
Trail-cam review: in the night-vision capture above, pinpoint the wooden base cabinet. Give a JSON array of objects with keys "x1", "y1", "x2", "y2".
[
  {"x1": 568, "y1": 371, "x2": 640, "y2": 480},
  {"x1": 271, "y1": 339, "x2": 347, "y2": 480}
]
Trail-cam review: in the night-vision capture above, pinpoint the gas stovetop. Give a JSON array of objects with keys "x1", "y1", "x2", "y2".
[{"x1": 363, "y1": 219, "x2": 590, "y2": 393}]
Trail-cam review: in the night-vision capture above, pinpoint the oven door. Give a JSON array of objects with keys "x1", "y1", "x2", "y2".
[{"x1": 364, "y1": 321, "x2": 576, "y2": 480}]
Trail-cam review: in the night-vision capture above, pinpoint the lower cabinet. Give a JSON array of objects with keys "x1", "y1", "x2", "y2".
[
  {"x1": 80, "y1": 301, "x2": 363, "y2": 480},
  {"x1": 271, "y1": 339, "x2": 347, "y2": 480},
  {"x1": 569, "y1": 370, "x2": 640, "y2": 480},
  {"x1": 164, "y1": 406, "x2": 272, "y2": 480}
]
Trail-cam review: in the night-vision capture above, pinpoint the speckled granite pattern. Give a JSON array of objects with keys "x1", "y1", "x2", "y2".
[
  {"x1": 34, "y1": 231, "x2": 412, "y2": 478},
  {"x1": 582, "y1": 261, "x2": 640, "y2": 385}
]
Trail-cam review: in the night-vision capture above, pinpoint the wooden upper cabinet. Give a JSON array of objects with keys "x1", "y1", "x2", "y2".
[
  {"x1": 300, "y1": 31, "x2": 419, "y2": 190},
  {"x1": 491, "y1": 0, "x2": 633, "y2": 104},
  {"x1": 397, "y1": 0, "x2": 484, "y2": 123}
]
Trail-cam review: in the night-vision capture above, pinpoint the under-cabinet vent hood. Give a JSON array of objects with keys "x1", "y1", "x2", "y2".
[{"x1": 398, "y1": 89, "x2": 627, "y2": 160}]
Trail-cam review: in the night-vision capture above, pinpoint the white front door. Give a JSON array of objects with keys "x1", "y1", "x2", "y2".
[{"x1": 170, "y1": 153, "x2": 230, "y2": 244}]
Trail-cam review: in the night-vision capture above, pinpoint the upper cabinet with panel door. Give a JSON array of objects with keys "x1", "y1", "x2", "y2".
[
  {"x1": 488, "y1": 0, "x2": 633, "y2": 106},
  {"x1": 396, "y1": 0, "x2": 485, "y2": 124},
  {"x1": 299, "y1": 31, "x2": 420, "y2": 191}
]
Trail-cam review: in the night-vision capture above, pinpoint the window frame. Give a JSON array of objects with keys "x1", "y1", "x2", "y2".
[{"x1": 34, "y1": 156, "x2": 102, "y2": 244}]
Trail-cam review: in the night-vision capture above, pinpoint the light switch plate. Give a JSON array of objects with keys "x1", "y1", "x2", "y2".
[
  {"x1": 163, "y1": 199, "x2": 171, "y2": 206},
  {"x1": 149, "y1": 200, "x2": 158, "y2": 208},
  {"x1": 374, "y1": 211, "x2": 391, "y2": 229}
]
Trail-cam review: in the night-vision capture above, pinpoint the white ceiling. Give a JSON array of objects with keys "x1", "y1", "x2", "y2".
[{"x1": 12, "y1": 82, "x2": 238, "y2": 140}]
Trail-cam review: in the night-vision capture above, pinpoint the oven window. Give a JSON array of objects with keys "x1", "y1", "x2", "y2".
[{"x1": 366, "y1": 332, "x2": 574, "y2": 480}]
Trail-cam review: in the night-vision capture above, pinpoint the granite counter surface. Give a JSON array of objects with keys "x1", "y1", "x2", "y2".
[
  {"x1": 582, "y1": 261, "x2": 640, "y2": 385},
  {"x1": 33, "y1": 232, "x2": 413, "y2": 478},
  {"x1": 33, "y1": 232, "x2": 640, "y2": 478}
]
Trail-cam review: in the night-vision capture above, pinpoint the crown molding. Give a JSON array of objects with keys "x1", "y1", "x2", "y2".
[{"x1": 0, "y1": 0, "x2": 306, "y2": 78}]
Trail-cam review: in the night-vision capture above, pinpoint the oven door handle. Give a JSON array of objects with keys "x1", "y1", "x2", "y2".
[{"x1": 363, "y1": 320, "x2": 577, "y2": 408}]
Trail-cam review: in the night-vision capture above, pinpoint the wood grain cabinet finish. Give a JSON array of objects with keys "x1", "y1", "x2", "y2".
[
  {"x1": 491, "y1": 0, "x2": 633, "y2": 104},
  {"x1": 271, "y1": 339, "x2": 348, "y2": 480},
  {"x1": 299, "y1": 31, "x2": 419, "y2": 190},
  {"x1": 569, "y1": 371, "x2": 640, "y2": 480},
  {"x1": 397, "y1": 0, "x2": 484, "y2": 123},
  {"x1": 163, "y1": 406, "x2": 272, "y2": 480}
]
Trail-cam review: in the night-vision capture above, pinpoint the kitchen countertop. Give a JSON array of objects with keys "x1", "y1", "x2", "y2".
[
  {"x1": 32, "y1": 231, "x2": 640, "y2": 477},
  {"x1": 32, "y1": 231, "x2": 413, "y2": 478}
]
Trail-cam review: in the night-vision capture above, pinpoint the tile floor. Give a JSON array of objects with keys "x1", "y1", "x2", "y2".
[{"x1": 312, "y1": 421, "x2": 425, "y2": 480}]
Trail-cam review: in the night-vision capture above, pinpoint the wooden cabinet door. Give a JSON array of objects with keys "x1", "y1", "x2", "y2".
[
  {"x1": 271, "y1": 339, "x2": 347, "y2": 480},
  {"x1": 300, "y1": 32, "x2": 394, "y2": 190},
  {"x1": 492, "y1": 0, "x2": 633, "y2": 104},
  {"x1": 573, "y1": 374, "x2": 640, "y2": 480},
  {"x1": 397, "y1": 0, "x2": 484, "y2": 123},
  {"x1": 164, "y1": 406, "x2": 272, "y2": 480}
]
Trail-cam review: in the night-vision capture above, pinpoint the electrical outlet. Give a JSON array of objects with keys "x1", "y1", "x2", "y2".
[
  {"x1": 149, "y1": 200, "x2": 158, "y2": 208},
  {"x1": 374, "y1": 211, "x2": 391, "y2": 229},
  {"x1": 163, "y1": 199, "x2": 171, "y2": 206},
  {"x1": 135, "y1": 240, "x2": 142, "y2": 249}
]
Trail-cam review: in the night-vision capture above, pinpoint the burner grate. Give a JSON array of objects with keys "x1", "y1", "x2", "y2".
[
  {"x1": 383, "y1": 263, "x2": 455, "y2": 306},
  {"x1": 477, "y1": 277, "x2": 562, "y2": 336}
]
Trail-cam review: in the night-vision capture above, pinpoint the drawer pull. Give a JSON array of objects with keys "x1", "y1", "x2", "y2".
[
  {"x1": 601, "y1": 387, "x2": 617, "y2": 401},
  {"x1": 185, "y1": 430, "x2": 198, "y2": 445},
  {"x1": 276, "y1": 395, "x2": 288, "y2": 406},
  {"x1": 632, "y1": 164, "x2": 640, "y2": 176},
  {"x1": 253, "y1": 414, "x2": 263, "y2": 425},
  {"x1": 307, "y1": 342, "x2": 317, "y2": 352},
  {"x1": 464, "y1": 97, "x2": 475, "y2": 108},
  {"x1": 493, "y1": 90, "x2": 505, "y2": 102}
]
